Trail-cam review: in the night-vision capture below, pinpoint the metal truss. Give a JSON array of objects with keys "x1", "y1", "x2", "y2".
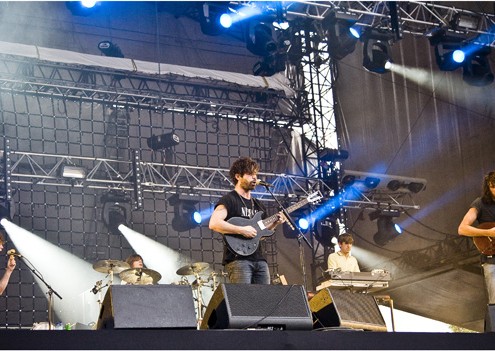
[
  {"x1": 286, "y1": 1, "x2": 495, "y2": 46},
  {"x1": 0, "y1": 56, "x2": 299, "y2": 126},
  {"x1": 371, "y1": 234, "x2": 480, "y2": 293},
  {"x1": 7, "y1": 150, "x2": 330, "y2": 204}
]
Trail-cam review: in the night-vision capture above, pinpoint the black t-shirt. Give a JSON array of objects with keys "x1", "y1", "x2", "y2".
[
  {"x1": 470, "y1": 197, "x2": 495, "y2": 224},
  {"x1": 215, "y1": 190, "x2": 268, "y2": 264},
  {"x1": 470, "y1": 197, "x2": 495, "y2": 261}
]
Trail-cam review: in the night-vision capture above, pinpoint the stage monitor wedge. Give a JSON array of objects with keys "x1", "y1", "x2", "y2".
[
  {"x1": 96, "y1": 285, "x2": 197, "y2": 329},
  {"x1": 200, "y1": 284, "x2": 312, "y2": 330},
  {"x1": 310, "y1": 288, "x2": 387, "y2": 331}
]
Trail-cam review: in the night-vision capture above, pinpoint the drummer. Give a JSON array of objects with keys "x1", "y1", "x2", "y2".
[
  {"x1": 125, "y1": 254, "x2": 146, "y2": 269},
  {"x1": 121, "y1": 254, "x2": 159, "y2": 285}
]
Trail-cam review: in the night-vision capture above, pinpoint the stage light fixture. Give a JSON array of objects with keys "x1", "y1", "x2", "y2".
[
  {"x1": 386, "y1": 179, "x2": 426, "y2": 194},
  {"x1": 320, "y1": 148, "x2": 349, "y2": 163},
  {"x1": 66, "y1": 1, "x2": 100, "y2": 16},
  {"x1": 97, "y1": 41, "x2": 124, "y2": 58},
  {"x1": 169, "y1": 194, "x2": 202, "y2": 232},
  {"x1": 283, "y1": 208, "x2": 311, "y2": 239},
  {"x1": 246, "y1": 22, "x2": 278, "y2": 57},
  {"x1": 462, "y1": 45, "x2": 494, "y2": 86},
  {"x1": 323, "y1": 12, "x2": 360, "y2": 60},
  {"x1": 252, "y1": 52, "x2": 286, "y2": 76},
  {"x1": 219, "y1": 13, "x2": 233, "y2": 29},
  {"x1": 61, "y1": 165, "x2": 86, "y2": 179},
  {"x1": 199, "y1": 3, "x2": 230, "y2": 36},
  {"x1": 147, "y1": 132, "x2": 180, "y2": 151},
  {"x1": 101, "y1": 190, "x2": 131, "y2": 235},
  {"x1": 452, "y1": 13, "x2": 480, "y2": 31},
  {"x1": 362, "y1": 29, "x2": 394, "y2": 74},
  {"x1": 428, "y1": 29, "x2": 466, "y2": 71},
  {"x1": 342, "y1": 170, "x2": 427, "y2": 194},
  {"x1": 314, "y1": 218, "x2": 339, "y2": 247},
  {"x1": 370, "y1": 209, "x2": 402, "y2": 246}
]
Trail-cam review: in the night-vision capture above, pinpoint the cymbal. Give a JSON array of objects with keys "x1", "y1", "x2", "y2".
[
  {"x1": 93, "y1": 260, "x2": 130, "y2": 274},
  {"x1": 176, "y1": 262, "x2": 209, "y2": 276},
  {"x1": 119, "y1": 268, "x2": 162, "y2": 285}
]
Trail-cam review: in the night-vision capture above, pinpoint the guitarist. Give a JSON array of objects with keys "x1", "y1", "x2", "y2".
[
  {"x1": 209, "y1": 157, "x2": 285, "y2": 284},
  {"x1": 458, "y1": 171, "x2": 495, "y2": 305}
]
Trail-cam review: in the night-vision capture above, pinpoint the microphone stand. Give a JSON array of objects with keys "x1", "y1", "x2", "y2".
[
  {"x1": 262, "y1": 185, "x2": 313, "y2": 291},
  {"x1": 16, "y1": 255, "x2": 62, "y2": 330}
]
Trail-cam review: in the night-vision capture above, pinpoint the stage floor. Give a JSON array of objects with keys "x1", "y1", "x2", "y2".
[{"x1": 1, "y1": 329, "x2": 494, "y2": 350}]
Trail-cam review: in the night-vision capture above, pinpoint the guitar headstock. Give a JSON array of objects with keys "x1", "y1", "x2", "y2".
[{"x1": 306, "y1": 191, "x2": 323, "y2": 204}]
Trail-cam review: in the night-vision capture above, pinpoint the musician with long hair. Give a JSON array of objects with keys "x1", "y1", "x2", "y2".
[
  {"x1": 0, "y1": 231, "x2": 16, "y2": 295},
  {"x1": 458, "y1": 171, "x2": 495, "y2": 304},
  {"x1": 209, "y1": 157, "x2": 284, "y2": 284}
]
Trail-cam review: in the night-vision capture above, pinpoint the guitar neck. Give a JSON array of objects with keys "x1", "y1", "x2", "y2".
[{"x1": 263, "y1": 198, "x2": 311, "y2": 227}]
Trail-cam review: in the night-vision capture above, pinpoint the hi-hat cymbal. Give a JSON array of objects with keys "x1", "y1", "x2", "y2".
[
  {"x1": 93, "y1": 260, "x2": 130, "y2": 274},
  {"x1": 176, "y1": 262, "x2": 209, "y2": 276},
  {"x1": 119, "y1": 268, "x2": 162, "y2": 285}
]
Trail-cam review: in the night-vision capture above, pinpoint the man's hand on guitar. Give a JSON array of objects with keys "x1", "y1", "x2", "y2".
[{"x1": 239, "y1": 226, "x2": 257, "y2": 238}]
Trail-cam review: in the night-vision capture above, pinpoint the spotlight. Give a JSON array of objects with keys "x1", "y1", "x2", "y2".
[
  {"x1": 314, "y1": 218, "x2": 339, "y2": 247},
  {"x1": 101, "y1": 190, "x2": 131, "y2": 235},
  {"x1": 219, "y1": 13, "x2": 233, "y2": 29},
  {"x1": 80, "y1": 0, "x2": 97, "y2": 8},
  {"x1": 60, "y1": 165, "x2": 86, "y2": 179},
  {"x1": 283, "y1": 208, "x2": 311, "y2": 239},
  {"x1": 319, "y1": 148, "x2": 349, "y2": 163},
  {"x1": 199, "y1": 3, "x2": 230, "y2": 36},
  {"x1": 297, "y1": 218, "x2": 310, "y2": 231},
  {"x1": 428, "y1": 29, "x2": 466, "y2": 71},
  {"x1": 169, "y1": 194, "x2": 201, "y2": 232},
  {"x1": 369, "y1": 209, "x2": 402, "y2": 246},
  {"x1": 452, "y1": 13, "x2": 480, "y2": 31},
  {"x1": 97, "y1": 41, "x2": 124, "y2": 58},
  {"x1": 147, "y1": 132, "x2": 180, "y2": 151},
  {"x1": 362, "y1": 29, "x2": 394, "y2": 74},
  {"x1": 364, "y1": 177, "x2": 380, "y2": 189},
  {"x1": 246, "y1": 22, "x2": 278, "y2": 57},
  {"x1": 323, "y1": 12, "x2": 360, "y2": 60},
  {"x1": 462, "y1": 45, "x2": 494, "y2": 86},
  {"x1": 105, "y1": 206, "x2": 128, "y2": 235},
  {"x1": 342, "y1": 170, "x2": 427, "y2": 194},
  {"x1": 66, "y1": 1, "x2": 100, "y2": 16},
  {"x1": 252, "y1": 52, "x2": 286, "y2": 76}
]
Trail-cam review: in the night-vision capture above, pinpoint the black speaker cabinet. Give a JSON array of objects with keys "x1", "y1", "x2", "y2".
[
  {"x1": 96, "y1": 284, "x2": 197, "y2": 329},
  {"x1": 310, "y1": 288, "x2": 387, "y2": 332},
  {"x1": 200, "y1": 284, "x2": 313, "y2": 330},
  {"x1": 485, "y1": 304, "x2": 495, "y2": 332}
]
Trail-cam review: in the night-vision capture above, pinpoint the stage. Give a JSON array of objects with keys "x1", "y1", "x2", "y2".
[{"x1": 0, "y1": 329, "x2": 494, "y2": 350}]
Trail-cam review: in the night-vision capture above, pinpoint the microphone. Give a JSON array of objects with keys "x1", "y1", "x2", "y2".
[
  {"x1": 256, "y1": 179, "x2": 273, "y2": 187},
  {"x1": 7, "y1": 249, "x2": 22, "y2": 257}
]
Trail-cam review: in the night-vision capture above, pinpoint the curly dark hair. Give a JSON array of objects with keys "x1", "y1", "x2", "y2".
[
  {"x1": 229, "y1": 157, "x2": 259, "y2": 184},
  {"x1": 481, "y1": 171, "x2": 495, "y2": 204}
]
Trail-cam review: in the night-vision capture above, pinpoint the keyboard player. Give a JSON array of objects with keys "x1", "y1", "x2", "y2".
[{"x1": 327, "y1": 233, "x2": 360, "y2": 273}]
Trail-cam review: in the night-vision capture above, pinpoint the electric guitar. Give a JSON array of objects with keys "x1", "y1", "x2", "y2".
[
  {"x1": 224, "y1": 192, "x2": 322, "y2": 256},
  {"x1": 474, "y1": 222, "x2": 495, "y2": 255}
]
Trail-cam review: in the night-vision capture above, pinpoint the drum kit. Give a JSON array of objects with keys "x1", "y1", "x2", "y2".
[
  {"x1": 174, "y1": 262, "x2": 225, "y2": 322},
  {"x1": 90, "y1": 258, "x2": 225, "y2": 324}
]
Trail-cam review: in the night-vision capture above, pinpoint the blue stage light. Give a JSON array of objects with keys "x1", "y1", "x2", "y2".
[
  {"x1": 80, "y1": 0, "x2": 97, "y2": 9},
  {"x1": 297, "y1": 218, "x2": 310, "y2": 231},
  {"x1": 349, "y1": 27, "x2": 360, "y2": 39},
  {"x1": 192, "y1": 211, "x2": 202, "y2": 225},
  {"x1": 219, "y1": 14, "x2": 233, "y2": 29},
  {"x1": 452, "y1": 49, "x2": 465, "y2": 63}
]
